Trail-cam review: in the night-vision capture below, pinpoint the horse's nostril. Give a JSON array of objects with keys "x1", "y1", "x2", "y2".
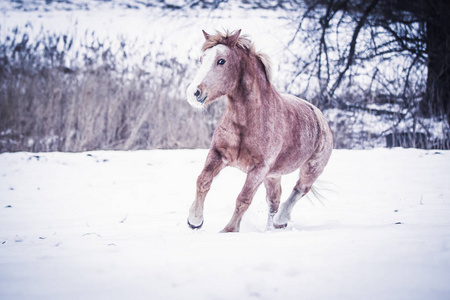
[{"x1": 194, "y1": 89, "x2": 201, "y2": 98}]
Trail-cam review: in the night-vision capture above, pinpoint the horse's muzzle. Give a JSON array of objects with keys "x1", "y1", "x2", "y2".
[{"x1": 195, "y1": 88, "x2": 207, "y2": 104}]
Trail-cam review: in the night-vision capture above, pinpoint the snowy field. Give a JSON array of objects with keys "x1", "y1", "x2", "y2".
[
  {"x1": 1, "y1": 2, "x2": 450, "y2": 299},
  {"x1": 1, "y1": 149, "x2": 449, "y2": 299}
]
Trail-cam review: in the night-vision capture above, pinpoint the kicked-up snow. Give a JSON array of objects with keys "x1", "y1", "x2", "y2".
[{"x1": 0, "y1": 149, "x2": 449, "y2": 299}]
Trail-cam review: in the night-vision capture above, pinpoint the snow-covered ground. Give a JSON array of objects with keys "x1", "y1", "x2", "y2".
[{"x1": 1, "y1": 149, "x2": 449, "y2": 299}]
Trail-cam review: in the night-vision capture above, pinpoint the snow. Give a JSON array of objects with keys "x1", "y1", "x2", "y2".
[
  {"x1": 1, "y1": 149, "x2": 450, "y2": 299},
  {"x1": 1, "y1": 2, "x2": 449, "y2": 298}
]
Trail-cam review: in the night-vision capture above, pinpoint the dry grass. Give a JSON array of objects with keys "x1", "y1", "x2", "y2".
[
  {"x1": 1, "y1": 27, "x2": 447, "y2": 152},
  {"x1": 0, "y1": 28, "x2": 223, "y2": 152}
]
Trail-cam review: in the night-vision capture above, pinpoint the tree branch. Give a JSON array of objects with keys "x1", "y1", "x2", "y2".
[{"x1": 329, "y1": 0, "x2": 380, "y2": 97}]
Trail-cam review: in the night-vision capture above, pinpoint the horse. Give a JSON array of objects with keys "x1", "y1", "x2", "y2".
[{"x1": 186, "y1": 29, "x2": 333, "y2": 232}]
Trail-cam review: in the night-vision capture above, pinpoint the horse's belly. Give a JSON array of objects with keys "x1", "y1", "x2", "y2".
[
  {"x1": 269, "y1": 155, "x2": 304, "y2": 176},
  {"x1": 269, "y1": 142, "x2": 316, "y2": 176}
]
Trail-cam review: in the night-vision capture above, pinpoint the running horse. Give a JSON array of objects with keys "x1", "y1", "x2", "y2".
[{"x1": 186, "y1": 30, "x2": 333, "y2": 232}]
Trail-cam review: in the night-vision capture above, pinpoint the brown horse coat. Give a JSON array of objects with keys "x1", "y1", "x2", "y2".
[{"x1": 187, "y1": 30, "x2": 333, "y2": 232}]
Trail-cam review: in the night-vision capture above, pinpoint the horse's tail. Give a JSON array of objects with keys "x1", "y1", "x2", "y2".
[{"x1": 305, "y1": 180, "x2": 336, "y2": 206}]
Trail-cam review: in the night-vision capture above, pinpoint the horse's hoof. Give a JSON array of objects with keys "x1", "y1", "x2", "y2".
[
  {"x1": 219, "y1": 227, "x2": 238, "y2": 233},
  {"x1": 273, "y1": 223, "x2": 287, "y2": 229},
  {"x1": 187, "y1": 219, "x2": 203, "y2": 230}
]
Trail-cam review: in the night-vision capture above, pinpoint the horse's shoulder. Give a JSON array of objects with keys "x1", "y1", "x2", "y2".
[{"x1": 212, "y1": 119, "x2": 241, "y2": 147}]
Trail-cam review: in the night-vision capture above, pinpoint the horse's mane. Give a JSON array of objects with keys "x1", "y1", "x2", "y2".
[{"x1": 201, "y1": 30, "x2": 272, "y2": 82}]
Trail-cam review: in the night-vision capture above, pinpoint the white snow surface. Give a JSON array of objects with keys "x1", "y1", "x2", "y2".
[{"x1": 1, "y1": 149, "x2": 450, "y2": 299}]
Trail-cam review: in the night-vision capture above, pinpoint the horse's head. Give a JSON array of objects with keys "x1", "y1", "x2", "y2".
[{"x1": 186, "y1": 30, "x2": 242, "y2": 108}]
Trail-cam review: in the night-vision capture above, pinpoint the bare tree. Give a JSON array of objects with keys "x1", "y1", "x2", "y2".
[{"x1": 287, "y1": 0, "x2": 449, "y2": 128}]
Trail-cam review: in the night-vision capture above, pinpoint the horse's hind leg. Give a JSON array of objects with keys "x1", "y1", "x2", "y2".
[
  {"x1": 264, "y1": 176, "x2": 282, "y2": 230},
  {"x1": 273, "y1": 184, "x2": 309, "y2": 228},
  {"x1": 273, "y1": 161, "x2": 320, "y2": 228}
]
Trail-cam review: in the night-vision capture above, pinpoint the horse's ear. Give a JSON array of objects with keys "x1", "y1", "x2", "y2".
[
  {"x1": 228, "y1": 29, "x2": 241, "y2": 47},
  {"x1": 202, "y1": 30, "x2": 211, "y2": 40}
]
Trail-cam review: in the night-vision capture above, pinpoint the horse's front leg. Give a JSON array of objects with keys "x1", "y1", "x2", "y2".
[
  {"x1": 221, "y1": 164, "x2": 269, "y2": 233},
  {"x1": 188, "y1": 149, "x2": 225, "y2": 229}
]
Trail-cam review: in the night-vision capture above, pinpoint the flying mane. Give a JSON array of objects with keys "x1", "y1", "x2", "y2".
[{"x1": 201, "y1": 30, "x2": 272, "y2": 82}]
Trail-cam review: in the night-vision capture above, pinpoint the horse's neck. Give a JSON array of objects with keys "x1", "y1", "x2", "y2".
[{"x1": 226, "y1": 62, "x2": 274, "y2": 127}]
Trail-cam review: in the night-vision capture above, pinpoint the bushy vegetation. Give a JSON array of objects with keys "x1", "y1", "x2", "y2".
[{"x1": 0, "y1": 27, "x2": 224, "y2": 152}]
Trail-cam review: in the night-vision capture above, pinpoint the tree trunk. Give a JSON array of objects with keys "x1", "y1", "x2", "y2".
[{"x1": 422, "y1": 0, "x2": 450, "y2": 125}]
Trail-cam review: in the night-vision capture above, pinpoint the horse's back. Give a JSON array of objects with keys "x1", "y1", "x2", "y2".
[{"x1": 280, "y1": 93, "x2": 332, "y2": 144}]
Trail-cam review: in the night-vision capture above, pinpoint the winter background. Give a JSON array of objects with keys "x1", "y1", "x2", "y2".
[{"x1": 1, "y1": 1, "x2": 450, "y2": 299}]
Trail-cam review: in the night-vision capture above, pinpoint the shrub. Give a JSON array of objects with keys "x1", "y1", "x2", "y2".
[{"x1": 0, "y1": 27, "x2": 223, "y2": 152}]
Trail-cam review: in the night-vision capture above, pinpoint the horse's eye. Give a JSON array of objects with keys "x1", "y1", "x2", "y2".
[{"x1": 217, "y1": 59, "x2": 226, "y2": 65}]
